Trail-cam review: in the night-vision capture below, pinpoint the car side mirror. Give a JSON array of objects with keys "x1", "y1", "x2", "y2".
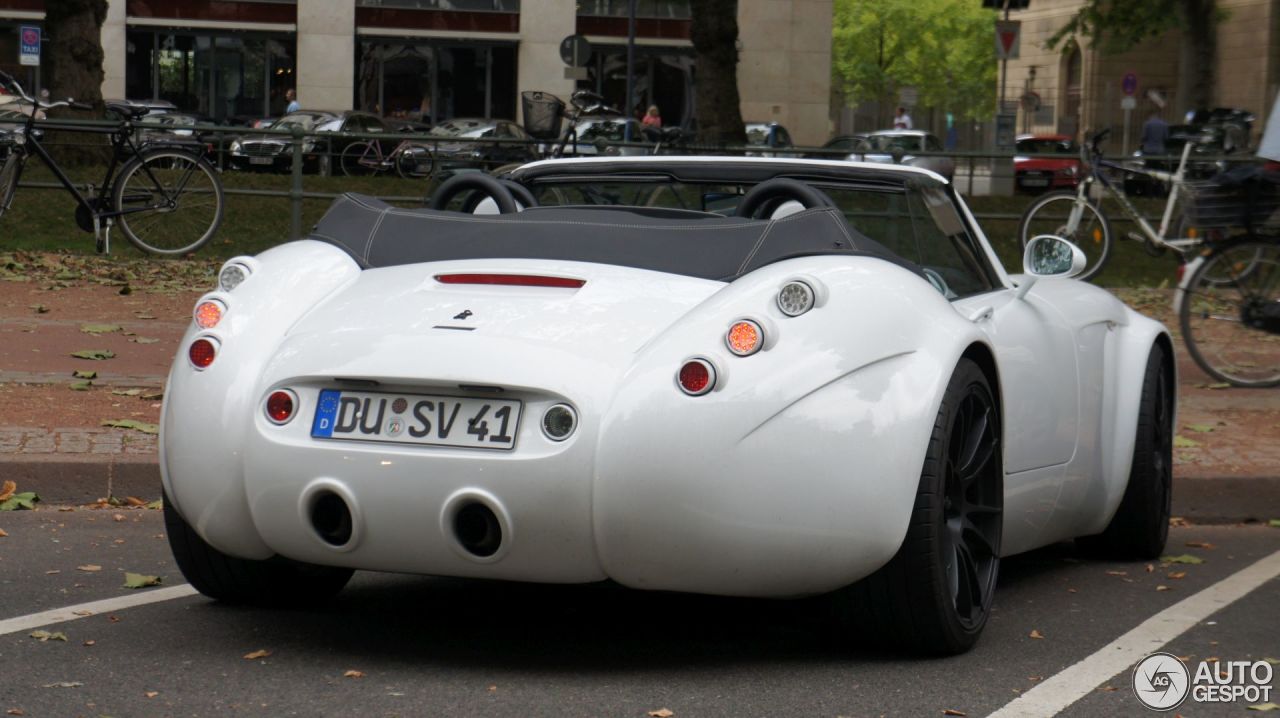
[{"x1": 1015, "y1": 235, "x2": 1087, "y2": 300}]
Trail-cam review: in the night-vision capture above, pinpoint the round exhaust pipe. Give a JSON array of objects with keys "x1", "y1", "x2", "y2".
[
  {"x1": 310, "y1": 491, "x2": 353, "y2": 547},
  {"x1": 440, "y1": 489, "x2": 513, "y2": 563},
  {"x1": 453, "y1": 503, "x2": 501, "y2": 557}
]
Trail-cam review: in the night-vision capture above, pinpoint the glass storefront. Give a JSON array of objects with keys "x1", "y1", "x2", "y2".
[
  {"x1": 578, "y1": 47, "x2": 693, "y2": 128},
  {"x1": 125, "y1": 29, "x2": 296, "y2": 120},
  {"x1": 357, "y1": 0, "x2": 519, "y2": 9},
  {"x1": 356, "y1": 39, "x2": 515, "y2": 123},
  {"x1": 577, "y1": 0, "x2": 690, "y2": 18}
]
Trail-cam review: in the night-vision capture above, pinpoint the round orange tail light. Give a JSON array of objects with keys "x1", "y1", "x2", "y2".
[
  {"x1": 194, "y1": 300, "x2": 225, "y2": 329},
  {"x1": 188, "y1": 338, "x2": 217, "y2": 369},
  {"x1": 678, "y1": 359, "x2": 715, "y2": 396},
  {"x1": 726, "y1": 320, "x2": 763, "y2": 356}
]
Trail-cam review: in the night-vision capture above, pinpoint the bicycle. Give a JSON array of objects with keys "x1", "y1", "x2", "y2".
[
  {"x1": 341, "y1": 137, "x2": 435, "y2": 179},
  {"x1": 1017, "y1": 128, "x2": 1209, "y2": 281},
  {"x1": 0, "y1": 71, "x2": 223, "y2": 256}
]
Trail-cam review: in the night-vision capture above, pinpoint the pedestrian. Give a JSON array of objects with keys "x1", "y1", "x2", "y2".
[
  {"x1": 893, "y1": 106, "x2": 913, "y2": 130},
  {"x1": 1140, "y1": 108, "x2": 1169, "y2": 156},
  {"x1": 642, "y1": 104, "x2": 662, "y2": 129},
  {"x1": 285, "y1": 88, "x2": 300, "y2": 114}
]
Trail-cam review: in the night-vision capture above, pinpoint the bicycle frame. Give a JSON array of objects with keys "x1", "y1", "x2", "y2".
[{"x1": 1083, "y1": 140, "x2": 1199, "y2": 253}]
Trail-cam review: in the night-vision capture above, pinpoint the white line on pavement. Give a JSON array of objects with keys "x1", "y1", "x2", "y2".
[
  {"x1": 0, "y1": 584, "x2": 199, "y2": 636},
  {"x1": 987, "y1": 549, "x2": 1280, "y2": 718}
]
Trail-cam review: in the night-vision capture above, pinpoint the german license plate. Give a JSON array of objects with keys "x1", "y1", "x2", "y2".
[
  {"x1": 311, "y1": 389, "x2": 521, "y2": 450},
  {"x1": 1022, "y1": 177, "x2": 1049, "y2": 187},
  {"x1": 249, "y1": 156, "x2": 274, "y2": 165}
]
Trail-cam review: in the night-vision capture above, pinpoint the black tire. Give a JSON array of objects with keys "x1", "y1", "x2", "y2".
[
  {"x1": 833, "y1": 358, "x2": 1003, "y2": 655},
  {"x1": 341, "y1": 141, "x2": 376, "y2": 176},
  {"x1": 1018, "y1": 190, "x2": 1112, "y2": 282},
  {"x1": 1077, "y1": 343, "x2": 1174, "y2": 559},
  {"x1": 1178, "y1": 238, "x2": 1280, "y2": 387},
  {"x1": 112, "y1": 149, "x2": 224, "y2": 256},
  {"x1": 164, "y1": 491, "x2": 353, "y2": 606}
]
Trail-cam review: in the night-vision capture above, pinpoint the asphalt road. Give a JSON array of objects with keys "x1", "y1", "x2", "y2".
[{"x1": 0, "y1": 509, "x2": 1277, "y2": 718}]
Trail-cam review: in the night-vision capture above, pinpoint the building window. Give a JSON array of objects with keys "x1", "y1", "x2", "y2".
[
  {"x1": 1060, "y1": 43, "x2": 1082, "y2": 139},
  {"x1": 357, "y1": 0, "x2": 519, "y2": 10},
  {"x1": 357, "y1": 39, "x2": 516, "y2": 123},
  {"x1": 126, "y1": 29, "x2": 295, "y2": 120},
  {"x1": 579, "y1": 47, "x2": 693, "y2": 127},
  {"x1": 577, "y1": 0, "x2": 690, "y2": 18}
]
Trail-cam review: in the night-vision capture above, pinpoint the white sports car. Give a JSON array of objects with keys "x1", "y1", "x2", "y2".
[{"x1": 161, "y1": 157, "x2": 1175, "y2": 654}]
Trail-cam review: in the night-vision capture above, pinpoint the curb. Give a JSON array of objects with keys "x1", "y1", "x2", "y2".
[{"x1": 4, "y1": 456, "x2": 1279, "y2": 525}]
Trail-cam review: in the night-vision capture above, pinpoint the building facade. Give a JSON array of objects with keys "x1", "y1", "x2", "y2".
[
  {"x1": 0, "y1": 0, "x2": 834, "y2": 144},
  {"x1": 999, "y1": 0, "x2": 1280, "y2": 150}
]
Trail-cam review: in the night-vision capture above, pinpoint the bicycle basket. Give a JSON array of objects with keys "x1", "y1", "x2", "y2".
[
  {"x1": 521, "y1": 91, "x2": 565, "y2": 141},
  {"x1": 1181, "y1": 179, "x2": 1280, "y2": 232}
]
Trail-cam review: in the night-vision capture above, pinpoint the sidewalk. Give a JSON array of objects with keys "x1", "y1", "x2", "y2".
[{"x1": 0, "y1": 257, "x2": 1277, "y2": 522}]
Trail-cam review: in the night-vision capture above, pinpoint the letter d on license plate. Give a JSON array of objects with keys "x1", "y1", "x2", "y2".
[{"x1": 311, "y1": 389, "x2": 520, "y2": 450}]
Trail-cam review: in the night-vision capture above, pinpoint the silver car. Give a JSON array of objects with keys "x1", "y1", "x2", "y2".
[{"x1": 857, "y1": 130, "x2": 955, "y2": 181}]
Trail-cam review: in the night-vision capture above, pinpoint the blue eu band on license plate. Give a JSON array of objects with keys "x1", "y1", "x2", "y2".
[{"x1": 311, "y1": 389, "x2": 521, "y2": 450}]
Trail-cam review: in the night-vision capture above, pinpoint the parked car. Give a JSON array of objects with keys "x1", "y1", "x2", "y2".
[
  {"x1": 134, "y1": 111, "x2": 223, "y2": 160},
  {"x1": 103, "y1": 97, "x2": 178, "y2": 118},
  {"x1": 162, "y1": 155, "x2": 1174, "y2": 656},
  {"x1": 1014, "y1": 134, "x2": 1082, "y2": 193},
  {"x1": 745, "y1": 122, "x2": 797, "y2": 157},
  {"x1": 807, "y1": 134, "x2": 867, "y2": 161},
  {"x1": 857, "y1": 130, "x2": 955, "y2": 180},
  {"x1": 425, "y1": 118, "x2": 538, "y2": 172},
  {"x1": 227, "y1": 110, "x2": 389, "y2": 175}
]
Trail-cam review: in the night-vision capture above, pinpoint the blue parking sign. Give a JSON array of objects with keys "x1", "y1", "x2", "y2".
[{"x1": 19, "y1": 25, "x2": 40, "y2": 67}]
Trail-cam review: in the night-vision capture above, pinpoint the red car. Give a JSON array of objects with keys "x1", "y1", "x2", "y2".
[{"x1": 1014, "y1": 134, "x2": 1082, "y2": 192}]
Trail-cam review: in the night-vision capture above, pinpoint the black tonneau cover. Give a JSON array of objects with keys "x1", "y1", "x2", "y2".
[{"x1": 310, "y1": 193, "x2": 921, "y2": 282}]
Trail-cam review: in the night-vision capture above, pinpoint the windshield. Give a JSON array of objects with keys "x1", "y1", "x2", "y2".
[
  {"x1": 863, "y1": 135, "x2": 922, "y2": 153},
  {"x1": 273, "y1": 112, "x2": 332, "y2": 130},
  {"x1": 1016, "y1": 138, "x2": 1078, "y2": 154},
  {"x1": 431, "y1": 119, "x2": 494, "y2": 138},
  {"x1": 521, "y1": 176, "x2": 995, "y2": 298},
  {"x1": 745, "y1": 126, "x2": 771, "y2": 146}
]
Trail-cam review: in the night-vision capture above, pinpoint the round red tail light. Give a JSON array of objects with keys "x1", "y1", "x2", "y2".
[
  {"x1": 678, "y1": 359, "x2": 716, "y2": 396},
  {"x1": 188, "y1": 338, "x2": 217, "y2": 369},
  {"x1": 265, "y1": 390, "x2": 296, "y2": 424}
]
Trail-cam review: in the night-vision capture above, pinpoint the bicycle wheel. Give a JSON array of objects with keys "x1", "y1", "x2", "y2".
[
  {"x1": 395, "y1": 144, "x2": 433, "y2": 179},
  {"x1": 113, "y1": 149, "x2": 224, "y2": 256},
  {"x1": 1179, "y1": 237, "x2": 1280, "y2": 387},
  {"x1": 341, "y1": 142, "x2": 377, "y2": 176},
  {"x1": 0, "y1": 151, "x2": 21, "y2": 221},
  {"x1": 1018, "y1": 191, "x2": 1112, "y2": 281}
]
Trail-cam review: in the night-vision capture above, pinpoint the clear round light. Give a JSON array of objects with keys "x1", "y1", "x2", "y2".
[
  {"x1": 777, "y1": 281, "x2": 815, "y2": 317},
  {"x1": 677, "y1": 359, "x2": 716, "y2": 396},
  {"x1": 193, "y1": 299, "x2": 225, "y2": 329},
  {"x1": 542, "y1": 404, "x2": 577, "y2": 441},
  {"x1": 726, "y1": 320, "x2": 763, "y2": 356},
  {"x1": 219, "y1": 263, "x2": 249, "y2": 292},
  {"x1": 265, "y1": 390, "x2": 296, "y2": 424}
]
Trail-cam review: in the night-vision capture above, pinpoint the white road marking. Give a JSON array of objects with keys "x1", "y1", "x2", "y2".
[
  {"x1": 0, "y1": 584, "x2": 198, "y2": 636},
  {"x1": 988, "y1": 550, "x2": 1280, "y2": 717}
]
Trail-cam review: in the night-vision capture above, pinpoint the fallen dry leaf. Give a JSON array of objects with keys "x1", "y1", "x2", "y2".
[
  {"x1": 1157, "y1": 585, "x2": 1171, "y2": 591},
  {"x1": 343, "y1": 670, "x2": 365, "y2": 679},
  {"x1": 7, "y1": 708, "x2": 25, "y2": 715},
  {"x1": 76, "y1": 565, "x2": 101, "y2": 572},
  {"x1": 0, "y1": 480, "x2": 15, "y2": 502},
  {"x1": 122, "y1": 573, "x2": 161, "y2": 589},
  {"x1": 1098, "y1": 686, "x2": 1119, "y2": 692},
  {"x1": 243, "y1": 649, "x2": 271, "y2": 660},
  {"x1": 1247, "y1": 702, "x2": 1280, "y2": 712},
  {"x1": 487, "y1": 685, "x2": 497, "y2": 692},
  {"x1": 144, "y1": 691, "x2": 158, "y2": 698},
  {"x1": 124, "y1": 497, "x2": 147, "y2": 507},
  {"x1": 0, "y1": 529, "x2": 8, "y2": 538},
  {"x1": 1185, "y1": 542, "x2": 1215, "y2": 549},
  {"x1": 1028, "y1": 675, "x2": 1044, "y2": 682},
  {"x1": 1145, "y1": 564, "x2": 1154, "y2": 573},
  {"x1": 1029, "y1": 630, "x2": 1045, "y2": 639},
  {"x1": 82, "y1": 640, "x2": 95, "y2": 646},
  {"x1": 72, "y1": 610, "x2": 92, "y2": 617},
  {"x1": 648, "y1": 710, "x2": 675, "y2": 718},
  {"x1": 942, "y1": 711, "x2": 968, "y2": 717},
  {"x1": 112, "y1": 514, "x2": 125, "y2": 522},
  {"x1": 1168, "y1": 571, "x2": 1187, "y2": 579},
  {"x1": 44, "y1": 570, "x2": 60, "y2": 575},
  {"x1": 1106, "y1": 570, "x2": 1128, "y2": 576}
]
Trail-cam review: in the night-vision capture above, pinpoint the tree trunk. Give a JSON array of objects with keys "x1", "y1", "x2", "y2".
[
  {"x1": 690, "y1": 0, "x2": 746, "y2": 147},
  {"x1": 1180, "y1": 0, "x2": 1216, "y2": 112},
  {"x1": 45, "y1": 0, "x2": 107, "y2": 107},
  {"x1": 43, "y1": 0, "x2": 108, "y2": 164}
]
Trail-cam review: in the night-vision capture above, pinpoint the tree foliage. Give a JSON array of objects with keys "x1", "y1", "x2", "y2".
[
  {"x1": 832, "y1": 0, "x2": 996, "y2": 121},
  {"x1": 1046, "y1": 0, "x2": 1218, "y2": 111}
]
